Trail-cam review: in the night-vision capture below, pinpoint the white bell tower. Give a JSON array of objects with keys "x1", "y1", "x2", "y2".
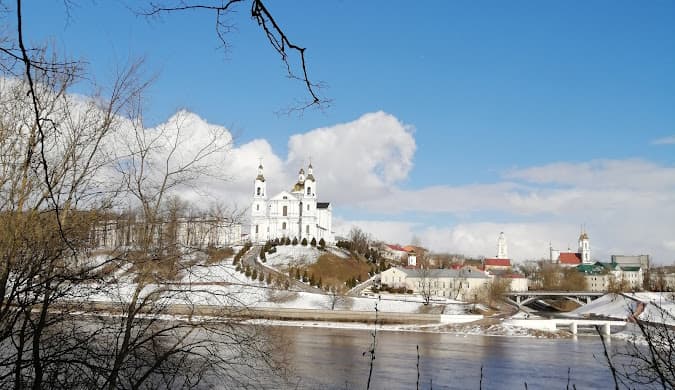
[
  {"x1": 497, "y1": 232, "x2": 508, "y2": 259},
  {"x1": 578, "y1": 230, "x2": 591, "y2": 264},
  {"x1": 251, "y1": 163, "x2": 268, "y2": 242},
  {"x1": 253, "y1": 163, "x2": 267, "y2": 201}
]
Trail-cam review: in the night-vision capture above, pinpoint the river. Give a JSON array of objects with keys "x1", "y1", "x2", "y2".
[{"x1": 268, "y1": 326, "x2": 621, "y2": 389}]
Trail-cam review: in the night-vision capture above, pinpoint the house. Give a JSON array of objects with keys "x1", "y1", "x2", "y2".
[
  {"x1": 498, "y1": 273, "x2": 529, "y2": 292},
  {"x1": 577, "y1": 262, "x2": 644, "y2": 292},
  {"x1": 380, "y1": 267, "x2": 491, "y2": 301},
  {"x1": 484, "y1": 258, "x2": 511, "y2": 271},
  {"x1": 382, "y1": 244, "x2": 408, "y2": 262},
  {"x1": 92, "y1": 216, "x2": 243, "y2": 249}
]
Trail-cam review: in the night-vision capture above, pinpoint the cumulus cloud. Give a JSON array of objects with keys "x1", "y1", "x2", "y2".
[
  {"x1": 106, "y1": 109, "x2": 674, "y2": 264},
  {"x1": 116, "y1": 110, "x2": 417, "y2": 211},
  {"x1": 285, "y1": 111, "x2": 416, "y2": 204}
]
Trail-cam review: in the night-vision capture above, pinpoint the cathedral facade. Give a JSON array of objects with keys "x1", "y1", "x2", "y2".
[{"x1": 250, "y1": 163, "x2": 333, "y2": 244}]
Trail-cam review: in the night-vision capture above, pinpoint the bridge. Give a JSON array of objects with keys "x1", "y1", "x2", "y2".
[
  {"x1": 507, "y1": 318, "x2": 626, "y2": 335},
  {"x1": 503, "y1": 291, "x2": 605, "y2": 308}
]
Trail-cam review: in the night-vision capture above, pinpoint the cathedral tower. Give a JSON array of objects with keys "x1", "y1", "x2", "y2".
[
  {"x1": 304, "y1": 163, "x2": 316, "y2": 199},
  {"x1": 497, "y1": 232, "x2": 508, "y2": 259},
  {"x1": 251, "y1": 163, "x2": 268, "y2": 241},
  {"x1": 578, "y1": 230, "x2": 591, "y2": 264}
]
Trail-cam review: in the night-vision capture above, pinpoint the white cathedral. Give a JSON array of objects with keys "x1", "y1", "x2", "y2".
[{"x1": 250, "y1": 163, "x2": 333, "y2": 244}]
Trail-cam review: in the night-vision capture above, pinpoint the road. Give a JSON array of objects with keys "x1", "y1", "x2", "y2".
[{"x1": 241, "y1": 244, "x2": 324, "y2": 294}]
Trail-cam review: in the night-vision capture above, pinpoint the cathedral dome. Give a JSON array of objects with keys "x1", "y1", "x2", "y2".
[{"x1": 292, "y1": 182, "x2": 304, "y2": 192}]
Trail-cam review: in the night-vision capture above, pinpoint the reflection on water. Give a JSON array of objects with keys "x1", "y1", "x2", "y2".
[{"x1": 270, "y1": 326, "x2": 619, "y2": 389}]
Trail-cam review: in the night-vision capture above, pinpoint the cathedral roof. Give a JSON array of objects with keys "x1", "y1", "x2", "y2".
[
  {"x1": 256, "y1": 174, "x2": 265, "y2": 182},
  {"x1": 559, "y1": 252, "x2": 582, "y2": 265},
  {"x1": 306, "y1": 173, "x2": 315, "y2": 181},
  {"x1": 292, "y1": 182, "x2": 304, "y2": 192},
  {"x1": 579, "y1": 232, "x2": 589, "y2": 240}
]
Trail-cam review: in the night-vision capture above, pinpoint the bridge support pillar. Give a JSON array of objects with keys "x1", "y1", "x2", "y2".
[
  {"x1": 516, "y1": 296, "x2": 521, "y2": 304},
  {"x1": 570, "y1": 322, "x2": 577, "y2": 335},
  {"x1": 586, "y1": 297, "x2": 592, "y2": 304},
  {"x1": 601, "y1": 323, "x2": 610, "y2": 336}
]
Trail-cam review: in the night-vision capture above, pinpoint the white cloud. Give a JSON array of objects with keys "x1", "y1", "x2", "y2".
[
  {"x1": 285, "y1": 111, "x2": 416, "y2": 205},
  {"x1": 100, "y1": 109, "x2": 675, "y2": 264},
  {"x1": 504, "y1": 159, "x2": 675, "y2": 190},
  {"x1": 332, "y1": 218, "x2": 419, "y2": 244},
  {"x1": 652, "y1": 135, "x2": 675, "y2": 145}
]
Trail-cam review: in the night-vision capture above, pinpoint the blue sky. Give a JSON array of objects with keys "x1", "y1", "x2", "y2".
[{"x1": 19, "y1": 1, "x2": 675, "y2": 262}]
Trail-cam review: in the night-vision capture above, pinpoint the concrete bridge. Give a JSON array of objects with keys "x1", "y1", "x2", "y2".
[
  {"x1": 507, "y1": 318, "x2": 625, "y2": 335},
  {"x1": 503, "y1": 291, "x2": 605, "y2": 308}
]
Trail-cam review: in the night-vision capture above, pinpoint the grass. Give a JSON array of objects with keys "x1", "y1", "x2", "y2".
[{"x1": 305, "y1": 252, "x2": 372, "y2": 290}]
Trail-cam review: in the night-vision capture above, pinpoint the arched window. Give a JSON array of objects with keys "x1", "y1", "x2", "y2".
[
  {"x1": 307, "y1": 187, "x2": 311, "y2": 195},
  {"x1": 255, "y1": 225, "x2": 259, "y2": 233},
  {"x1": 307, "y1": 204, "x2": 310, "y2": 211},
  {"x1": 282, "y1": 222, "x2": 287, "y2": 230},
  {"x1": 282, "y1": 206, "x2": 287, "y2": 216},
  {"x1": 256, "y1": 187, "x2": 261, "y2": 195},
  {"x1": 306, "y1": 225, "x2": 310, "y2": 234},
  {"x1": 256, "y1": 204, "x2": 259, "y2": 211}
]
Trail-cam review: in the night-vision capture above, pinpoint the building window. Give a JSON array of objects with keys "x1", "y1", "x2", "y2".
[
  {"x1": 256, "y1": 204, "x2": 259, "y2": 211},
  {"x1": 282, "y1": 222, "x2": 286, "y2": 230},
  {"x1": 283, "y1": 196, "x2": 287, "y2": 200},
  {"x1": 282, "y1": 206, "x2": 287, "y2": 216},
  {"x1": 307, "y1": 204, "x2": 310, "y2": 211},
  {"x1": 306, "y1": 225, "x2": 310, "y2": 234},
  {"x1": 256, "y1": 187, "x2": 261, "y2": 196},
  {"x1": 255, "y1": 225, "x2": 259, "y2": 234},
  {"x1": 307, "y1": 187, "x2": 311, "y2": 195}
]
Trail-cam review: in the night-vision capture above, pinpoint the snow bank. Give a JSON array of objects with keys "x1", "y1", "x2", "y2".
[
  {"x1": 571, "y1": 293, "x2": 675, "y2": 325},
  {"x1": 264, "y1": 246, "x2": 322, "y2": 268}
]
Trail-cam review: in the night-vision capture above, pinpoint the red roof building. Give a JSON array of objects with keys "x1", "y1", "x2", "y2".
[
  {"x1": 484, "y1": 258, "x2": 511, "y2": 267},
  {"x1": 558, "y1": 252, "x2": 582, "y2": 266},
  {"x1": 386, "y1": 244, "x2": 406, "y2": 252}
]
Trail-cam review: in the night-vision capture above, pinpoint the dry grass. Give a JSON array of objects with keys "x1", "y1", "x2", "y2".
[
  {"x1": 123, "y1": 250, "x2": 184, "y2": 283},
  {"x1": 205, "y1": 246, "x2": 234, "y2": 265},
  {"x1": 305, "y1": 253, "x2": 371, "y2": 289}
]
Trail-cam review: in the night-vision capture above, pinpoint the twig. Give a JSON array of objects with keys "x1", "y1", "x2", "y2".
[
  {"x1": 595, "y1": 325, "x2": 619, "y2": 390},
  {"x1": 416, "y1": 344, "x2": 420, "y2": 390},
  {"x1": 365, "y1": 297, "x2": 379, "y2": 390},
  {"x1": 479, "y1": 365, "x2": 483, "y2": 390}
]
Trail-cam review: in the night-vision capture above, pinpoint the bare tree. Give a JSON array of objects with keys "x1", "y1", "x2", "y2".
[
  {"x1": 0, "y1": 14, "x2": 282, "y2": 390},
  {"x1": 327, "y1": 285, "x2": 348, "y2": 311},
  {"x1": 416, "y1": 254, "x2": 435, "y2": 305},
  {"x1": 349, "y1": 226, "x2": 371, "y2": 256},
  {"x1": 483, "y1": 277, "x2": 511, "y2": 308},
  {"x1": 599, "y1": 300, "x2": 675, "y2": 389}
]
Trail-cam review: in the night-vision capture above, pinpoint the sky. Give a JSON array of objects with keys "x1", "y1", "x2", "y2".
[{"x1": 16, "y1": 1, "x2": 675, "y2": 263}]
